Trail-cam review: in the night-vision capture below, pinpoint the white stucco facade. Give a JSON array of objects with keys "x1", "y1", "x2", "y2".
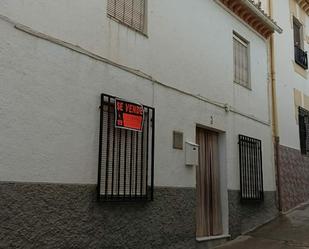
[{"x1": 0, "y1": 0, "x2": 276, "y2": 193}]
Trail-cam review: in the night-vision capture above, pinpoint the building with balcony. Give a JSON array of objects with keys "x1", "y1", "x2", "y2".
[{"x1": 271, "y1": 0, "x2": 309, "y2": 212}]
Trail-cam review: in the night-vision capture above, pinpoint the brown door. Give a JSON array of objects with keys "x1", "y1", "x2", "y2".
[{"x1": 196, "y1": 128, "x2": 223, "y2": 237}]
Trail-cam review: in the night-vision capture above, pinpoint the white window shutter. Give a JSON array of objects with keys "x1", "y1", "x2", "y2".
[{"x1": 107, "y1": 0, "x2": 146, "y2": 33}]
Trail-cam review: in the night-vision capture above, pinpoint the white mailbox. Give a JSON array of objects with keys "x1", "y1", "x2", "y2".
[{"x1": 185, "y1": 141, "x2": 199, "y2": 166}]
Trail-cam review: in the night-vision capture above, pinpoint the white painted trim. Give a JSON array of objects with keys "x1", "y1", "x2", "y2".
[
  {"x1": 214, "y1": 0, "x2": 282, "y2": 34},
  {"x1": 214, "y1": 0, "x2": 268, "y2": 41},
  {"x1": 238, "y1": 0, "x2": 282, "y2": 33},
  {"x1": 196, "y1": 234, "x2": 231, "y2": 242}
]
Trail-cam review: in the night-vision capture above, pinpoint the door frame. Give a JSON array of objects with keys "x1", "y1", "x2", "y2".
[{"x1": 195, "y1": 125, "x2": 229, "y2": 239}]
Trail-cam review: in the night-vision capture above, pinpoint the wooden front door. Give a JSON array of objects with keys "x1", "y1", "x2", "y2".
[{"x1": 196, "y1": 128, "x2": 223, "y2": 237}]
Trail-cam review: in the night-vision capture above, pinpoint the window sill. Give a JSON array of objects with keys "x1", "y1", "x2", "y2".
[
  {"x1": 196, "y1": 234, "x2": 231, "y2": 242},
  {"x1": 233, "y1": 81, "x2": 252, "y2": 91},
  {"x1": 293, "y1": 61, "x2": 308, "y2": 79},
  {"x1": 107, "y1": 15, "x2": 149, "y2": 38}
]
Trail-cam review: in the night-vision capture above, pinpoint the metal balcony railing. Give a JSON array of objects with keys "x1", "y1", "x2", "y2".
[{"x1": 295, "y1": 45, "x2": 308, "y2": 70}]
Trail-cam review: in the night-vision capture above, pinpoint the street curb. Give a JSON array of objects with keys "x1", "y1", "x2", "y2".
[{"x1": 281, "y1": 200, "x2": 309, "y2": 215}]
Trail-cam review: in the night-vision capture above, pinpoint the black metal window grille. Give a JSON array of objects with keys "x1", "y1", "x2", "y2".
[
  {"x1": 295, "y1": 46, "x2": 308, "y2": 70},
  {"x1": 238, "y1": 135, "x2": 264, "y2": 201},
  {"x1": 298, "y1": 107, "x2": 309, "y2": 155},
  {"x1": 97, "y1": 93, "x2": 155, "y2": 202}
]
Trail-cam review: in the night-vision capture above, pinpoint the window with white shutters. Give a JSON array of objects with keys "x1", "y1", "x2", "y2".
[
  {"x1": 107, "y1": 0, "x2": 147, "y2": 34},
  {"x1": 233, "y1": 32, "x2": 250, "y2": 88}
]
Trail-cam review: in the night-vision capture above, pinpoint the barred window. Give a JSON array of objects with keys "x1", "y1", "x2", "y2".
[
  {"x1": 299, "y1": 107, "x2": 309, "y2": 155},
  {"x1": 238, "y1": 135, "x2": 264, "y2": 201},
  {"x1": 233, "y1": 32, "x2": 250, "y2": 88},
  {"x1": 107, "y1": 0, "x2": 147, "y2": 33},
  {"x1": 98, "y1": 94, "x2": 155, "y2": 202}
]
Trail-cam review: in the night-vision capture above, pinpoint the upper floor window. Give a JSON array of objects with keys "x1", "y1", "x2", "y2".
[
  {"x1": 293, "y1": 17, "x2": 308, "y2": 70},
  {"x1": 107, "y1": 0, "x2": 147, "y2": 34},
  {"x1": 233, "y1": 32, "x2": 250, "y2": 89},
  {"x1": 293, "y1": 17, "x2": 303, "y2": 49}
]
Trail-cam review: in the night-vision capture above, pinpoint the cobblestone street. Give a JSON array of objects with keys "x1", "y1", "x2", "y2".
[{"x1": 218, "y1": 203, "x2": 309, "y2": 249}]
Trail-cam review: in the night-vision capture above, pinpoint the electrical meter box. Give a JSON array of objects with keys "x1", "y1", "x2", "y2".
[{"x1": 185, "y1": 142, "x2": 199, "y2": 166}]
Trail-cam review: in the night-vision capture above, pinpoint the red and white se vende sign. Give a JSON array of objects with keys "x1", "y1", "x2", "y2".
[{"x1": 115, "y1": 98, "x2": 144, "y2": 132}]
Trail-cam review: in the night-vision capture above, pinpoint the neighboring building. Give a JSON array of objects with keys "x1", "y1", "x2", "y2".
[
  {"x1": 0, "y1": 0, "x2": 281, "y2": 248},
  {"x1": 271, "y1": 0, "x2": 309, "y2": 212}
]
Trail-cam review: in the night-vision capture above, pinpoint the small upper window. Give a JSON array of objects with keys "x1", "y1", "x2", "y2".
[
  {"x1": 107, "y1": 0, "x2": 147, "y2": 34},
  {"x1": 233, "y1": 32, "x2": 250, "y2": 88},
  {"x1": 293, "y1": 17, "x2": 303, "y2": 49},
  {"x1": 293, "y1": 17, "x2": 308, "y2": 70}
]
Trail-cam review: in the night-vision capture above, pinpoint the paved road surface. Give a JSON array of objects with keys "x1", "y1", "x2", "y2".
[{"x1": 217, "y1": 203, "x2": 309, "y2": 249}]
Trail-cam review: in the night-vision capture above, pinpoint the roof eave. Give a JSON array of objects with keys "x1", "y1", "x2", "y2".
[
  {"x1": 215, "y1": 0, "x2": 283, "y2": 38},
  {"x1": 240, "y1": 0, "x2": 282, "y2": 34}
]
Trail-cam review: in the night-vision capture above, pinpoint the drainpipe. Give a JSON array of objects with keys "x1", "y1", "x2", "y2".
[{"x1": 268, "y1": 0, "x2": 282, "y2": 212}]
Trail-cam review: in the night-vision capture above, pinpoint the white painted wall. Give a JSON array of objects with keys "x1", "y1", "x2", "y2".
[
  {"x1": 0, "y1": 0, "x2": 276, "y2": 191},
  {"x1": 0, "y1": 0, "x2": 270, "y2": 122},
  {"x1": 273, "y1": 0, "x2": 309, "y2": 149}
]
